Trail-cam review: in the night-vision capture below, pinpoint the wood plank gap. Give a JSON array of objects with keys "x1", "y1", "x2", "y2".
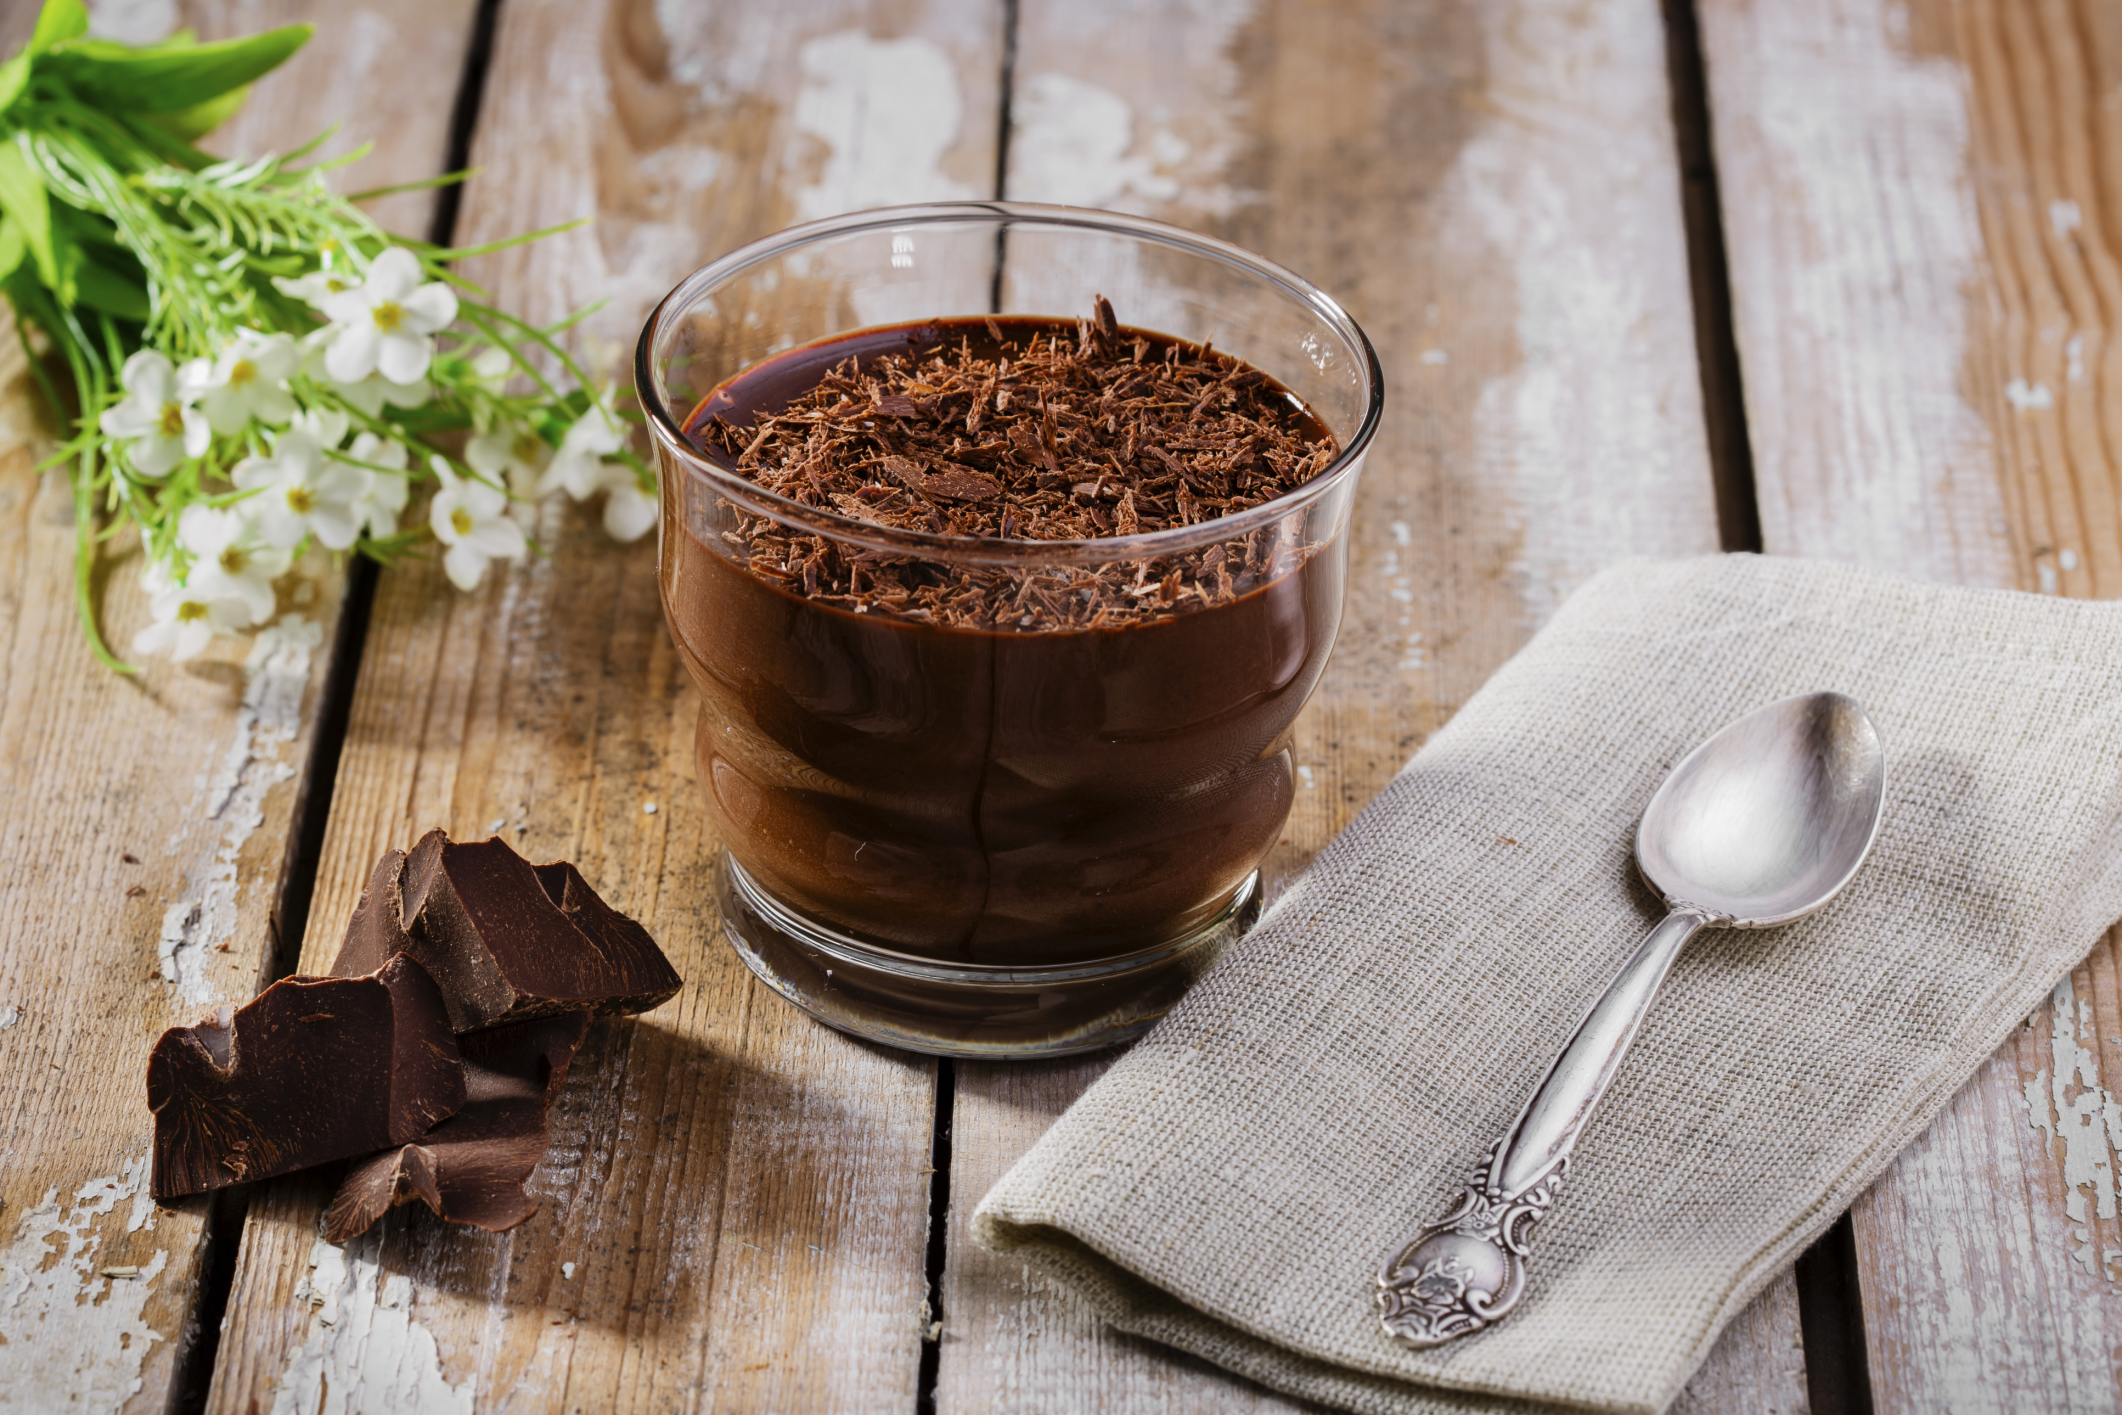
[
  {"x1": 923, "y1": 10, "x2": 1018, "y2": 1412},
  {"x1": 916, "y1": 1059, "x2": 958, "y2": 1415},
  {"x1": 1660, "y1": 0, "x2": 1763, "y2": 554},
  {"x1": 987, "y1": 0, "x2": 1022, "y2": 317},
  {"x1": 175, "y1": 7, "x2": 507, "y2": 1408},
  {"x1": 1791, "y1": 1213, "x2": 1876, "y2": 1415},
  {"x1": 1662, "y1": 4, "x2": 1868, "y2": 1406}
]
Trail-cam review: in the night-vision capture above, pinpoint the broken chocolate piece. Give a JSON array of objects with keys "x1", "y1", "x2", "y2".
[
  {"x1": 146, "y1": 955, "x2": 464, "y2": 1201},
  {"x1": 332, "y1": 831, "x2": 681, "y2": 1032},
  {"x1": 325, "y1": 1011, "x2": 591, "y2": 1243},
  {"x1": 531, "y1": 860, "x2": 683, "y2": 1008},
  {"x1": 331, "y1": 846, "x2": 413, "y2": 979}
]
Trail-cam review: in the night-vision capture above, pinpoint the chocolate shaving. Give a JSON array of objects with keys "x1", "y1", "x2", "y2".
[
  {"x1": 325, "y1": 1011, "x2": 591, "y2": 1242},
  {"x1": 690, "y1": 299, "x2": 1340, "y2": 632},
  {"x1": 146, "y1": 955, "x2": 464, "y2": 1201},
  {"x1": 329, "y1": 831, "x2": 682, "y2": 1033}
]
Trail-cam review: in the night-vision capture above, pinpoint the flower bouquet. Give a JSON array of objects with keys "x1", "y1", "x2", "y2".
[{"x1": 1, "y1": 0, "x2": 653, "y2": 670}]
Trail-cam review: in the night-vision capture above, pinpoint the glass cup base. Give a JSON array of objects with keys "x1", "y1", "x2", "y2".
[{"x1": 714, "y1": 852, "x2": 1259, "y2": 1058}]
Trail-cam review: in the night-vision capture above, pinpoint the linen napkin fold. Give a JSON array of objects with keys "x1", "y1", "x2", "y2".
[{"x1": 972, "y1": 553, "x2": 2122, "y2": 1415}]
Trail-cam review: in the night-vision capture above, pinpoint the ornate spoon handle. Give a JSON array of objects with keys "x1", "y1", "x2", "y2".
[{"x1": 1375, "y1": 906, "x2": 1711, "y2": 1347}]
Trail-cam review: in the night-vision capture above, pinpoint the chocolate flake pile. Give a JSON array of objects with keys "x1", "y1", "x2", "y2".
[
  {"x1": 146, "y1": 832, "x2": 679, "y2": 1239},
  {"x1": 696, "y1": 297, "x2": 1341, "y2": 631}
]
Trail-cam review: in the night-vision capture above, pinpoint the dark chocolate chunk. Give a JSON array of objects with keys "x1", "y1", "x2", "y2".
[
  {"x1": 146, "y1": 955, "x2": 464, "y2": 1202},
  {"x1": 325, "y1": 1011, "x2": 591, "y2": 1243},
  {"x1": 331, "y1": 846, "x2": 413, "y2": 979},
  {"x1": 531, "y1": 860, "x2": 683, "y2": 1006},
  {"x1": 331, "y1": 831, "x2": 681, "y2": 1032}
]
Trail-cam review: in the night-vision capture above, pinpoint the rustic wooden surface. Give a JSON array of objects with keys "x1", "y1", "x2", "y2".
[
  {"x1": 10, "y1": 0, "x2": 2118, "y2": 1409},
  {"x1": 202, "y1": 2, "x2": 997, "y2": 1411},
  {"x1": 937, "y1": 0, "x2": 1808, "y2": 1411},
  {"x1": 1701, "y1": 0, "x2": 2122, "y2": 1409},
  {"x1": 0, "y1": 4, "x2": 470, "y2": 1413}
]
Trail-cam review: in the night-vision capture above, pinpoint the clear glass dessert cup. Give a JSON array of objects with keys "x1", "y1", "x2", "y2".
[{"x1": 638, "y1": 202, "x2": 1382, "y2": 1057}]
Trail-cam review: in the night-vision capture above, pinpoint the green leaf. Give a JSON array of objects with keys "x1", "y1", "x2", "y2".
[
  {"x1": 146, "y1": 82, "x2": 251, "y2": 140},
  {"x1": 0, "y1": 218, "x2": 24, "y2": 286},
  {"x1": 115, "y1": 111, "x2": 215, "y2": 171},
  {"x1": 46, "y1": 25, "x2": 312, "y2": 115},
  {"x1": 73, "y1": 252, "x2": 149, "y2": 322},
  {"x1": 0, "y1": 141, "x2": 56, "y2": 290},
  {"x1": 0, "y1": 54, "x2": 31, "y2": 118},
  {"x1": 29, "y1": 0, "x2": 90, "y2": 53}
]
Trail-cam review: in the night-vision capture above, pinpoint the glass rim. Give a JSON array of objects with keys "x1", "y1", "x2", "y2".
[{"x1": 633, "y1": 201, "x2": 1384, "y2": 567}]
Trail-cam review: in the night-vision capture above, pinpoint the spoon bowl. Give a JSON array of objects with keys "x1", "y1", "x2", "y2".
[{"x1": 1637, "y1": 692, "x2": 1887, "y2": 926}]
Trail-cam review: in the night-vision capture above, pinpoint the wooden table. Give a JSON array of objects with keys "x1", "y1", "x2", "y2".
[{"x1": 1, "y1": 0, "x2": 2115, "y2": 1410}]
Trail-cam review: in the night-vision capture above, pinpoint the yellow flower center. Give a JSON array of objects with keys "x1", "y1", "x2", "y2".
[
  {"x1": 158, "y1": 402, "x2": 187, "y2": 438},
  {"x1": 513, "y1": 432, "x2": 544, "y2": 461},
  {"x1": 221, "y1": 547, "x2": 248, "y2": 576},
  {"x1": 228, "y1": 359, "x2": 256, "y2": 387},
  {"x1": 287, "y1": 486, "x2": 316, "y2": 514},
  {"x1": 176, "y1": 600, "x2": 209, "y2": 623},
  {"x1": 373, "y1": 301, "x2": 406, "y2": 333},
  {"x1": 451, "y1": 508, "x2": 473, "y2": 536}
]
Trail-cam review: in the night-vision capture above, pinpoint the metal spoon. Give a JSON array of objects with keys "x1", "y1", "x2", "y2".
[{"x1": 1375, "y1": 691, "x2": 1886, "y2": 1348}]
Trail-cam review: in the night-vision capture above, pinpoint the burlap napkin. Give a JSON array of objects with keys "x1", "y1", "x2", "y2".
[{"x1": 972, "y1": 554, "x2": 2122, "y2": 1414}]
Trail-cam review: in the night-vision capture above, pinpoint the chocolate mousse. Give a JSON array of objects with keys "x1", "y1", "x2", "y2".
[{"x1": 663, "y1": 299, "x2": 1345, "y2": 965}]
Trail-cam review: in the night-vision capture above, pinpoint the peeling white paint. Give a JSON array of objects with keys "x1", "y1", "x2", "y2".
[
  {"x1": 273, "y1": 1232, "x2": 474, "y2": 1415},
  {"x1": 0, "y1": 1004, "x2": 17, "y2": 1029},
  {"x1": 2050, "y1": 198, "x2": 2082, "y2": 237},
  {"x1": 2005, "y1": 378, "x2": 2053, "y2": 411},
  {"x1": 0, "y1": 1154, "x2": 169, "y2": 1413},
  {"x1": 2021, "y1": 976, "x2": 2122, "y2": 1282},
  {"x1": 1721, "y1": 1, "x2": 2011, "y2": 581},
  {"x1": 997, "y1": 10, "x2": 1255, "y2": 346},
  {"x1": 789, "y1": 32, "x2": 975, "y2": 224},
  {"x1": 161, "y1": 617, "x2": 321, "y2": 1008},
  {"x1": 1010, "y1": 73, "x2": 1184, "y2": 209},
  {"x1": 1447, "y1": 0, "x2": 1715, "y2": 626},
  {"x1": 84, "y1": 0, "x2": 178, "y2": 45}
]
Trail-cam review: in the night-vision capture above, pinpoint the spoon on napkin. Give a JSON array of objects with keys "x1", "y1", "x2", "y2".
[{"x1": 1376, "y1": 691, "x2": 1887, "y2": 1347}]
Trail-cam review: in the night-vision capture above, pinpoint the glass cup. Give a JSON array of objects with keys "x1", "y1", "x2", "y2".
[{"x1": 638, "y1": 202, "x2": 1381, "y2": 1056}]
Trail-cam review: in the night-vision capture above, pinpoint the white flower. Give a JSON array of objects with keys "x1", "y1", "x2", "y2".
[
  {"x1": 193, "y1": 329, "x2": 299, "y2": 434},
  {"x1": 232, "y1": 427, "x2": 370, "y2": 551},
  {"x1": 177, "y1": 504, "x2": 289, "y2": 625},
  {"x1": 465, "y1": 346, "x2": 516, "y2": 390},
  {"x1": 99, "y1": 350, "x2": 210, "y2": 478},
  {"x1": 596, "y1": 461, "x2": 659, "y2": 542},
  {"x1": 272, "y1": 267, "x2": 361, "y2": 309},
  {"x1": 131, "y1": 569, "x2": 255, "y2": 662},
  {"x1": 300, "y1": 332, "x2": 431, "y2": 418},
  {"x1": 467, "y1": 422, "x2": 554, "y2": 525},
  {"x1": 429, "y1": 456, "x2": 526, "y2": 591},
  {"x1": 542, "y1": 404, "x2": 625, "y2": 500},
  {"x1": 319, "y1": 247, "x2": 459, "y2": 385},
  {"x1": 290, "y1": 405, "x2": 350, "y2": 449},
  {"x1": 346, "y1": 432, "x2": 410, "y2": 539}
]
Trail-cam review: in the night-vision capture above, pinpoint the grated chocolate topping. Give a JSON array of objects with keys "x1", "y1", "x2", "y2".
[{"x1": 686, "y1": 297, "x2": 1341, "y2": 631}]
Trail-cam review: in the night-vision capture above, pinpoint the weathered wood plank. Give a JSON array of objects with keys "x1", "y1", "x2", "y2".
[
  {"x1": 935, "y1": 2, "x2": 1809, "y2": 1411},
  {"x1": 1701, "y1": 0, "x2": 2122, "y2": 1407},
  {"x1": 0, "y1": 5, "x2": 471, "y2": 1412},
  {"x1": 203, "y1": 1, "x2": 1004, "y2": 1410}
]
